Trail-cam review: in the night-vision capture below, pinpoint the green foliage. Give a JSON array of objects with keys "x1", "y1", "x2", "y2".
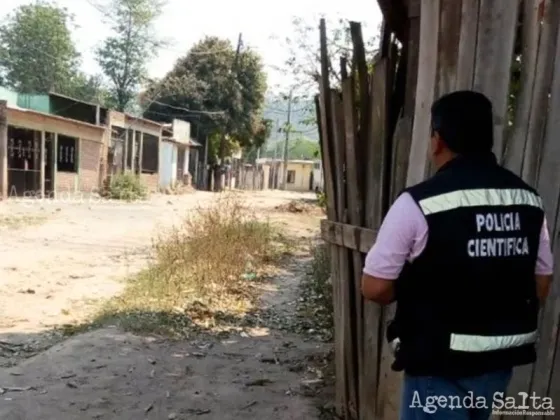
[
  {"x1": 90, "y1": 195, "x2": 287, "y2": 336},
  {"x1": 142, "y1": 36, "x2": 268, "y2": 159},
  {"x1": 264, "y1": 137, "x2": 320, "y2": 160},
  {"x1": 288, "y1": 137, "x2": 320, "y2": 159},
  {"x1": 316, "y1": 190, "x2": 327, "y2": 210},
  {"x1": 105, "y1": 172, "x2": 148, "y2": 201},
  {"x1": 96, "y1": 0, "x2": 166, "y2": 111},
  {"x1": 280, "y1": 16, "x2": 379, "y2": 94},
  {"x1": 0, "y1": 2, "x2": 106, "y2": 103},
  {"x1": 65, "y1": 73, "x2": 109, "y2": 104},
  {"x1": 0, "y1": 2, "x2": 77, "y2": 93}
]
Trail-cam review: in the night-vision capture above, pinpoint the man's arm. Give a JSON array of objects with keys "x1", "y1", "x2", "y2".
[
  {"x1": 536, "y1": 217, "x2": 554, "y2": 305},
  {"x1": 361, "y1": 193, "x2": 426, "y2": 305}
]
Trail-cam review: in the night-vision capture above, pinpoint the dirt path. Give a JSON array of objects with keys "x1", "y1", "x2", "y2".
[{"x1": 0, "y1": 190, "x2": 332, "y2": 419}]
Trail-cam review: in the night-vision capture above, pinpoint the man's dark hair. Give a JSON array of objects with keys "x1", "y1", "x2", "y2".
[{"x1": 430, "y1": 90, "x2": 494, "y2": 155}]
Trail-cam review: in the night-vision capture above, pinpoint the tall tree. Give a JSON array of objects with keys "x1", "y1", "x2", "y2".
[
  {"x1": 96, "y1": 0, "x2": 166, "y2": 111},
  {"x1": 0, "y1": 2, "x2": 80, "y2": 93},
  {"x1": 143, "y1": 36, "x2": 268, "y2": 166}
]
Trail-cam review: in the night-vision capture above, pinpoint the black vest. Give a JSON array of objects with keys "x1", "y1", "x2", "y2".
[{"x1": 390, "y1": 153, "x2": 544, "y2": 377}]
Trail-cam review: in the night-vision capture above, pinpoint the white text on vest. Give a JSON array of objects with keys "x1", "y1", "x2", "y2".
[{"x1": 468, "y1": 212, "x2": 529, "y2": 257}]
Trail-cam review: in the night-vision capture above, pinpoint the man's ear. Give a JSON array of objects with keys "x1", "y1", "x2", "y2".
[{"x1": 431, "y1": 130, "x2": 445, "y2": 156}]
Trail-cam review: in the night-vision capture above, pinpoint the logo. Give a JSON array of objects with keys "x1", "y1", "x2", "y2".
[{"x1": 410, "y1": 391, "x2": 555, "y2": 416}]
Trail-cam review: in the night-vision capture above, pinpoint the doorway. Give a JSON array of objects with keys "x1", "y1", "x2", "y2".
[{"x1": 7, "y1": 126, "x2": 41, "y2": 197}]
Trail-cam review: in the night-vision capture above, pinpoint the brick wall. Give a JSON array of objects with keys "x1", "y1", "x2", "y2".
[
  {"x1": 140, "y1": 172, "x2": 159, "y2": 192},
  {"x1": 80, "y1": 139, "x2": 102, "y2": 193},
  {"x1": 56, "y1": 171, "x2": 77, "y2": 194}
]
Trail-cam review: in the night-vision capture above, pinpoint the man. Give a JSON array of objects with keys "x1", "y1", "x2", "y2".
[{"x1": 361, "y1": 90, "x2": 553, "y2": 420}]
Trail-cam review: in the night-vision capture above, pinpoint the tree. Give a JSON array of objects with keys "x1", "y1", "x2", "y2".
[
  {"x1": 0, "y1": 2, "x2": 107, "y2": 103},
  {"x1": 0, "y1": 2, "x2": 80, "y2": 93},
  {"x1": 277, "y1": 15, "x2": 379, "y2": 95},
  {"x1": 142, "y1": 36, "x2": 268, "y2": 166},
  {"x1": 96, "y1": 0, "x2": 166, "y2": 111},
  {"x1": 65, "y1": 73, "x2": 109, "y2": 104},
  {"x1": 263, "y1": 136, "x2": 319, "y2": 160},
  {"x1": 243, "y1": 118, "x2": 273, "y2": 163}
]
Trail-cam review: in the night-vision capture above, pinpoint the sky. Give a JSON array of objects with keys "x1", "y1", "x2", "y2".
[{"x1": 0, "y1": 0, "x2": 382, "y2": 91}]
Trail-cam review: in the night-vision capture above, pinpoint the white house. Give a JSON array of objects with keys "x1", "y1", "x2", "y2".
[{"x1": 159, "y1": 119, "x2": 201, "y2": 190}]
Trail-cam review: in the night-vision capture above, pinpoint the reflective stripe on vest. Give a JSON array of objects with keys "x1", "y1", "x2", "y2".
[
  {"x1": 419, "y1": 188, "x2": 543, "y2": 216},
  {"x1": 450, "y1": 330, "x2": 538, "y2": 353}
]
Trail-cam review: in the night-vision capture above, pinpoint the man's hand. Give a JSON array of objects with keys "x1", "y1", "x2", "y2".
[{"x1": 361, "y1": 273, "x2": 395, "y2": 305}]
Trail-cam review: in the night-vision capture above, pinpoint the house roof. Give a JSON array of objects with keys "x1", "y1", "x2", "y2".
[
  {"x1": 7, "y1": 104, "x2": 106, "y2": 131},
  {"x1": 125, "y1": 113, "x2": 162, "y2": 128},
  {"x1": 48, "y1": 91, "x2": 107, "y2": 109},
  {"x1": 162, "y1": 136, "x2": 202, "y2": 147}
]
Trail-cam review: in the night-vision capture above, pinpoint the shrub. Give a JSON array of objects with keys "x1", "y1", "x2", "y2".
[
  {"x1": 105, "y1": 172, "x2": 148, "y2": 201},
  {"x1": 94, "y1": 194, "x2": 287, "y2": 335},
  {"x1": 298, "y1": 242, "x2": 333, "y2": 341},
  {"x1": 316, "y1": 190, "x2": 327, "y2": 212}
]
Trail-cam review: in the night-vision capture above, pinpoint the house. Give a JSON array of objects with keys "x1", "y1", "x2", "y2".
[
  {"x1": 256, "y1": 158, "x2": 316, "y2": 192},
  {"x1": 0, "y1": 88, "x2": 175, "y2": 197},
  {"x1": 311, "y1": 159, "x2": 324, "y2": 191},
  {"x1": 106, "y1": 110, "x2": 163, "y2": 192},
  {"x1": 159, "y1": 119, "x2": 202, "y2": 191},
  {"x1": 0, "y1": 96, "x2": 106, "y2": 199}
]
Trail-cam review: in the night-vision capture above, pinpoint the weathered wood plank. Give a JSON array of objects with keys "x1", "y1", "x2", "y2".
[
  {"x1": 318, "y1": 17, "x2": 351, "y2": 419},
  {"x1": 363, "y1": 57, "x2": 390, "y2": 420},
  {"x1": 406, "y1": 0, "x2": 440, "y2": 187},
  {"x1": 504, "y1": 0, "x2": 542, "y2": 175},
  {"x1": 472, "y1": 0, "x2": 520, "y2": 162},
  {"x1": 321, "y1": 219, "x2": 377, "y2": 254},
  {"x1": 390, "y1": 117, "x2": 413, "y2": 202},
  {"x1": 341, "y1": 71, "x2": 367, "y2": 419},
  {"x1": 332, "y1": 90, "x2": 359, "y2": 419},
  {"x1": 504, "y1": 4, "x2": 560, "y2": 414},
  {"x1": 436, "y1": 0, "x2": 463, "y2": 96},
  {"x1": 404, "y1": 16, "x2": 420, "y2": 117},
  {"x1": 456, "y1": 0, "x2": 480, "y2": 89},
  {"x1": 521, "y1": 0, "x2": 560, "y2": 185},
  {"x1": 0, "y1": 100, "x2": 6, "y2": 200},
  {"x1": 529, "y1": 6, "x2": 560, "y2": 407}
]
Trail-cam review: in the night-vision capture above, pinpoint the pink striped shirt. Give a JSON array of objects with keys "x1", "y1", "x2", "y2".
[{"x1": 364, "y1": 192, "x2": 554, "y2": 279}]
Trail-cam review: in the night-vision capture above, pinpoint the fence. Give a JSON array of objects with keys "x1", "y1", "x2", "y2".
[{"x1": 317, "y1": 1, "x2": 560, "y2": 419}]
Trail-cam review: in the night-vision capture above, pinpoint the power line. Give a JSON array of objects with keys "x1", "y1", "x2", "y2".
[{"x1": 149, "y1": 100, "x2": 226, "y2": 115}]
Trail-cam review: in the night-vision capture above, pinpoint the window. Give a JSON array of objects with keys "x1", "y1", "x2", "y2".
[
  {"x1": 313, "y1": 162, "x2": 321, "y2": 170},
  {"x1": 287, "y1": 170, "x2": 296, "y2": 184},
  {"x1": 57, "y1": 135, "x2": 77, "y2": 172},
  {"x1": 141, "y1": 134, "x2": 159, "y2": 173}
]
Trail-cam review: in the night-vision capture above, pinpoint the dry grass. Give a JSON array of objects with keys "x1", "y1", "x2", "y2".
[
  {"x1": 0, "y1": 214, "x2": 47, "y2": 229},
  {"x1": 274, "y1": 198, "x2": 322, "y2": 214},
  {"x1": 298, "y1": 242, "x2": 333, "y2": 341},
  {"x1": 86, "y1": 194, "x2": 292, "y2": 336}
]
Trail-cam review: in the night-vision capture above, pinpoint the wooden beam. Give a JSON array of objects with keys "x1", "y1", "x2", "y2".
[
  {"x1": 40, "y1": 131, "x2": 46, "y2": 198},
  {"x1": 473, "y1": 0, "x2": 520, "y2": 162},
  {"x1": 406, "y1": 0, "x2": 440, "y2": 186},
  {"x1": 320, "y1": 220, "x2": 377, "y2": 254},
  {"x1": 52, "y1": 133, "x2": 58, "y2": 199},
  {"x1": 138, "y1": 131, "x2": 144, "y2": 174},
  {"x1": 0, "y1": 101, "x2": 6, "y2": 200},
  {"x1": 456, "y1": 0, "x2": 480, "y2": 89}
]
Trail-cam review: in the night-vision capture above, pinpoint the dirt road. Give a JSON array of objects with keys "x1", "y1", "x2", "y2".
[{"x1": 0, "y1": 190, "x2": 331, "y2": 420}]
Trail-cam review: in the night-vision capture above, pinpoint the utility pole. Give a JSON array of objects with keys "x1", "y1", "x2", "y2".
[
  {"x1": 281, "y1": 90, "x2": 293, "y2": 190},
  {"x1": 215, "y1": 32, "x2": 243, "y2": 191}
]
